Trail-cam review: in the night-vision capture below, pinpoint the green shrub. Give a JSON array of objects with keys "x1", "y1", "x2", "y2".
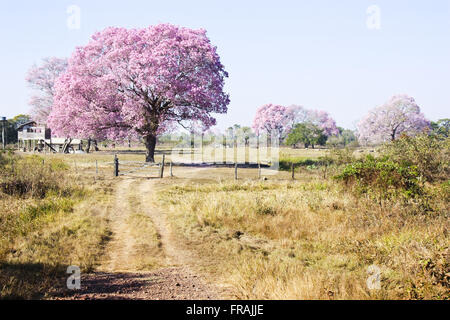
[
  {"x1": 279, "y1": 157, "x2": 329, "y2": 171},
  {"x1": 335, "y1": 155, "x2": 423, "y2": 200},
  {"x1": 381, "y1": 133, "x2": 449, "y2": 182},
  {"x1": 326, "y1": 148, "x2": 356, "y2": 165}
]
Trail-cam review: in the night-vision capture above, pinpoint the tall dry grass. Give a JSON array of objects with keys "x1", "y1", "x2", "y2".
[
  {"x1": 158, "y1": 176, "x2": 449, "y2": 299},
  {"x1": 0, "y1": 152, "x2": 113, "y2": 299}
]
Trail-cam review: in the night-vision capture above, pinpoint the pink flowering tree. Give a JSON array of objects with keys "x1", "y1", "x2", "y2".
[
  {"x1": 252, "y1": 104, "x2": 291, "y2": 144},
  {"x1": 254, "y1": 104, "x2": 339, "y2": 145},
  {"x1": 357, "y1": 94, "x2": 430, "y2": 145},
  {"x1": 48, "y1": 24, "x2": 229, "y2": 162},
  {"x1": 286, "y1": 105, "x2": 310, "y2": 128},
  {"x1": 307, "y1": 110, "x2": 339, "y2": 137},
  {"x1": 26, "y1": 57, "x2": 68, "y2": 124}
]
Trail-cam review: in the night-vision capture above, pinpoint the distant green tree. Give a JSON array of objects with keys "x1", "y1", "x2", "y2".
[
  {"x1": 10, "y1": 114, "x2": 32, "y2": 127},
  {"x1": 430, "y1": 118, "x2": 449, "y2": 138},
  {"x1": 236, "y1": 126, "x2": 254, "y2": 146},
  {"x1": 286, "y1": 122, "x2": 327, "y2": 149},
  {"x1": 1, "y1": 114, "x2": 32, "y2": 145},
  {"x1": 339, "y1": 127, "x2": 357, "y2": 146},
  {"x1": 327, "y1": 127, "x2": 358, "y2": 148}
]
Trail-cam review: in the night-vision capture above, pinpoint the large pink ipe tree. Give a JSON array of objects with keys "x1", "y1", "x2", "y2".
[
  {"x1": 26, "y1": 57, "x2": 68, "y2": 124},
  {"x1": 48, "y1": 24, "x2": 229, "y2": 162},
  {"x1": 357, "y1": 94, "x2": 430, "y2": 145}
]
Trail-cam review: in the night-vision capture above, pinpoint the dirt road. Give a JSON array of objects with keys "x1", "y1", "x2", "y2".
[{"x1": 58, "y1": 178, "x2": 225, "y2": 300}]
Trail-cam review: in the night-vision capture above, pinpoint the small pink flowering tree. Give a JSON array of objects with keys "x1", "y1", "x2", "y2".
[
  {"x1": 307, "y1": 110, "x2": 339, "y2": 137},
  {"x1": 253, "y1": 104, "x2": 339, "y2": 146},
  {"x1": 286, "y1": 105, "x2": 309, "y2": 128},
  {"x1": 252, "y1": 104, "x2": 291, "y2": 144},
  {"x1": 26, "y1": 57, "x2": 68, "y2": 124},
  {"x1": 48, "y1": 24, "x2": 229, "y2": 162},
  {"x1": 357, "y1": 94, "x2": 430, "y2": 145}
]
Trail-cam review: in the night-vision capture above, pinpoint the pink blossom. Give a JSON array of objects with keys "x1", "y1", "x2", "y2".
[
  {"x1": 253, "y1": 104, "x2": 339, "y2": 143},
  {"x1": 252, "y1": 104, "x2": 291, "y2": 142},
  {"x1": 357, "y1": 94, "x2": 430, "y2": 145},
  {"x1": 26, "y1": 57, "x2": 68, "y2": 124},
  {"x1": 48, "y1": 24, "x2": 229, "y2": 162},
  {"x1": 307, "y1": 109, "x2": 339, "y2": 136}
]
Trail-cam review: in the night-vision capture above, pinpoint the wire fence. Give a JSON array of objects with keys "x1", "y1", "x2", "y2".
[
  {"x1": 115, "y1": 161, "x2": 162, "y2": 177},
  {"x1": 75, "y1": 155, "x2": 280, "y2": 180}
]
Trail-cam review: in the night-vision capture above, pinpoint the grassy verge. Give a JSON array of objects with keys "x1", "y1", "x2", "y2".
[
  {"x1": 157, "y1": 177, "x2": 449, "y2": 299},
  {"x1": 0, "y1": 153, "x2": 114, "y2": 299}
]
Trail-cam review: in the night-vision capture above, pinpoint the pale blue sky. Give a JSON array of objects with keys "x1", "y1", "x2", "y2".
[{"x1": 0, "y1": 0, "x2": 449, "y2": 130}]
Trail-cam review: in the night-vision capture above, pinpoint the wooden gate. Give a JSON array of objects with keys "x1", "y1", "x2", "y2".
[{"x1": 113, "y1": 155, "x2": 166, "y2": 178}]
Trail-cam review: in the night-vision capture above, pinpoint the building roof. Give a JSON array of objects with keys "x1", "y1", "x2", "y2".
[{"x1": 16, "y1": 121, "x2": 38, "y2": 130}]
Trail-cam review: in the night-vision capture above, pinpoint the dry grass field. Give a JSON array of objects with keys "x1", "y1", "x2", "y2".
[
  {"x1": 0, "y1": 142, "x2": 448, "y2": 300},
  {"x1": 0, "y1": 155, "x2": 114, "y2": 299},
  {"x1": 155, "y1": 168, "x2": 449, "y2": 299}
]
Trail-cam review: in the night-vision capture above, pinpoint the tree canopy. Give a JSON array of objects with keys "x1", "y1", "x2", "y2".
[
  {"x1": 357, "y1": 94, "x2": 430, "y2": 145},
  {"x1": 26, "y1": 57, "x2": 68, "y2": 124},
  {"x1": 286, "y1": 122, "x2": 327, "y2": 148},
  {"x1": 48, "y1": 24, "x2": 229, "y2": 162}
]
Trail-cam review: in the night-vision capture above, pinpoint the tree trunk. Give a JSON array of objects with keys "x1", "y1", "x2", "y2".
[
  {"x1": 86, "y1": 138, "x2": 91, "y2": 154},
  {"x1": 144, "y1": 134, "x2": 157, "y2": 163},
  {"x1": 245, "y1": 139, "x2": 249, "y2": 165},
  {"x1": 233, "y1": 137, "x2": 237, "y2": 164},
  {"x1": 93, "y1": 140, "x2": 99, "y2": 151},
  {"x1": 190, "y1": 130, "x2": 195, "y2": 163}
]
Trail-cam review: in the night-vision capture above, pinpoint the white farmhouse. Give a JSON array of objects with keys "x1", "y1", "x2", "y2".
[{"x1": 17, "y1": 121, "x2": 82, "y2": 153}]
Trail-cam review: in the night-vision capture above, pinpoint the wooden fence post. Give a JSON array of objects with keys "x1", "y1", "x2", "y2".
[
  {"x1": 160, "y1": 154, "x2": 165, "y2": 178},
  {"x1": 114, "y1": 155, "x2": 119, "y2": 177},
  {"x1": 170, "y1": 161, "x2": 173, "y2": 177},
  {"x1": 235, "y1": 163, "x2": 238, "y2": 180},
  {"x1": 291, "y1": 162, "x2": 295, "y2": 180},
  {"x1": 258, "y1": 162, "x2": 261, "y2": 179}
]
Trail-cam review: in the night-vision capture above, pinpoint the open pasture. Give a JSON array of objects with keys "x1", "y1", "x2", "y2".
[{"x1": 2, "y1": 144, "x2": 447, "y2": 300}]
